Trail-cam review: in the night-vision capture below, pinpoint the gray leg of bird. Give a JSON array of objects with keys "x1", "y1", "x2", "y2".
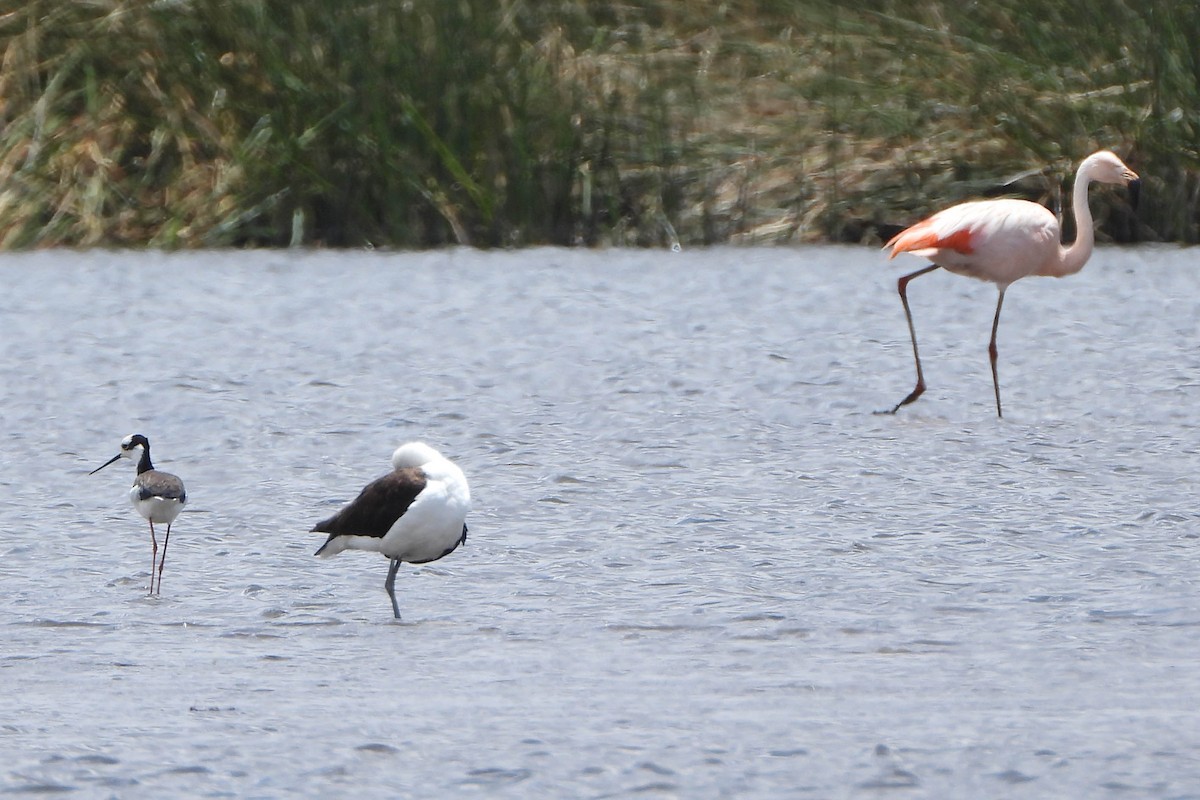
[
  {"x1": 384, "y1": 558, "x2": 402, "y2": 619},
  {"x1": 157, "y1": 524, "x2": 171, "y2": 596}
]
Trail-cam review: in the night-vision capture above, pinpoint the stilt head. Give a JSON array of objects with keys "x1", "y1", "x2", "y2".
[{"x1": 90, "y1": 433, "x2": 150, "y2": 474}]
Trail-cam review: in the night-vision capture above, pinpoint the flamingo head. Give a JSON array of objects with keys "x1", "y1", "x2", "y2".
[
  {"x1": 1083, "y1": 150, "x2": 1140, "y2": 208},
  {"x1": 1084, "y1": 151, "x2": 1139, "y2": 186}
]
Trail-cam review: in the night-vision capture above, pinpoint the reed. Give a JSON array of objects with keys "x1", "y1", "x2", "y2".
[{"x1": 0, "y1": 0, "x2": 1194, "y2": 248}]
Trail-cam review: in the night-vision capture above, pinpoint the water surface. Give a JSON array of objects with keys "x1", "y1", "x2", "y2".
[{"x1": 1, "y1": 246, "x2": 1198, "y2": 797}]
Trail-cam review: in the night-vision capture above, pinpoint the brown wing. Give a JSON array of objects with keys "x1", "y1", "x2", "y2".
[
  {"x1": 312, "y1": 466, "x2": 425, "y2": 542},
  {"x1": 136, "y1": 470, "x2": 186, "y2": 503}
]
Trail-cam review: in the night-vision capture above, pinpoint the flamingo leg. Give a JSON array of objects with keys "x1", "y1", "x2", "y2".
[
  {"x1": 156, "y1": 523, "x2": 171, "y2": 595},
  {"x1": 148, "y1": 521, "x2": 158, "y2": 595},
  {"x1": 989, "y1": 287, "x2": 1007, "y2": 419},
  {"x1": 384, "y1": 558, "x2": 403, "y2": 620},
  {"x1": 882, "y1": 264, "x2": 941, "y2": 414}
]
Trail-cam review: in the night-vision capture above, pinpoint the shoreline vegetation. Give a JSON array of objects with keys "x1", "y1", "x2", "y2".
[{"x1": 0, "y1": 1, "x2": 1194, "y2": 249}]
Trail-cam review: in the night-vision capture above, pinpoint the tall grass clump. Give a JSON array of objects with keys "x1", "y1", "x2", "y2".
[
  {"x1": 759, "y1": 0, "x2": 1198, "y2": 243},
  {"x1": 0, "y1": 0, "x2": 1197, "y2": 247},
  {"x1": 0, "y1": 0, "x2": 708, "y2": 247}
]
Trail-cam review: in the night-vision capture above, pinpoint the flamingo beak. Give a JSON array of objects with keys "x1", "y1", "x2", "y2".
[
  {"x1": 89, "y1": 453, "x2": 122, "y2": 475},
  {"x1": 1127, "y1": 176, "x2": 1141, "y2": 210}
]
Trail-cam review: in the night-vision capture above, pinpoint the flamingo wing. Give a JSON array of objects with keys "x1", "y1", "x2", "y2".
[
  {"x1": 886, "y1": 199, "x2": 1060, "y2": 284},
  {"x1": 886, "y1": 217, "x2": 975, "y2": 259}
]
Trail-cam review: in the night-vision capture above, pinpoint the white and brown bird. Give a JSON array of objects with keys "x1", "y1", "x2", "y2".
[
  {"x1": 90, "y1": 434, "x2": 187, "y2": 595},
  {"x1": 312, "y1": 442, "x2": 471, "y2": 619}
]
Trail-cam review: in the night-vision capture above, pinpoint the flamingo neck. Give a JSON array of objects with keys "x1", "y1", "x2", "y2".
[{"x1": 1042, "y1": 160, "x2": 1097, "y2": 277}]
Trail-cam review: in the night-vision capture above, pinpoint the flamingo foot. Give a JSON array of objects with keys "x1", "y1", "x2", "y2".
[{"x1": 876, "y1": 381, "x2": 926, "y2": 415}]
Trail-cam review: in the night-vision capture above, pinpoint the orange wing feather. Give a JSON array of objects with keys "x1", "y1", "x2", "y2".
[{"x1": 886, "y1": 221, "x2": 974, "y2": 259}]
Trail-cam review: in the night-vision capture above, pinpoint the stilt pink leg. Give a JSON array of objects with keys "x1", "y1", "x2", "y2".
[
  {"x1": 148, "y1": 521, "x2": 158, "y2": 595},
  {"x1": 156, "y1": 524, "x2": 171, "y2": 595}
]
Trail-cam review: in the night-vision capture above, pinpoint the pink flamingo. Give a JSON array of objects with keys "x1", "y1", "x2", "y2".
[{"x1": 882, "y1": 150, "x2": 1140, "y2": 418}]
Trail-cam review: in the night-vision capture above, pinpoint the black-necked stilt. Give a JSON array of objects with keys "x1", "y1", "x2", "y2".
[
  {"x1": 90, "y1": 434, "x2": 187, "y2": 595},
  {"x1": 312, "y1": 442, "x2": 471, "y2": 620}
]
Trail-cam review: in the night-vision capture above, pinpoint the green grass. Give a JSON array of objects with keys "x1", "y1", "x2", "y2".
[{"x1": 0, "y1": 0, "x2": 1194, "y2": 248}]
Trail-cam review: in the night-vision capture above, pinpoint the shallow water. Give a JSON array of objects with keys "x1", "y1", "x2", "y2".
[{"x1": 1, "y1": 245, "x2": 1199, "y2": 798}]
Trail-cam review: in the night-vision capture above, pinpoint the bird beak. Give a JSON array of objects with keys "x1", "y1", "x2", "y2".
[
  {"x1": 1127, "y1": 176, "x2": 1141, "y2": 211},
  {"x1": 89, "y1": 454, "x2": 122, "y2": 475}
]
